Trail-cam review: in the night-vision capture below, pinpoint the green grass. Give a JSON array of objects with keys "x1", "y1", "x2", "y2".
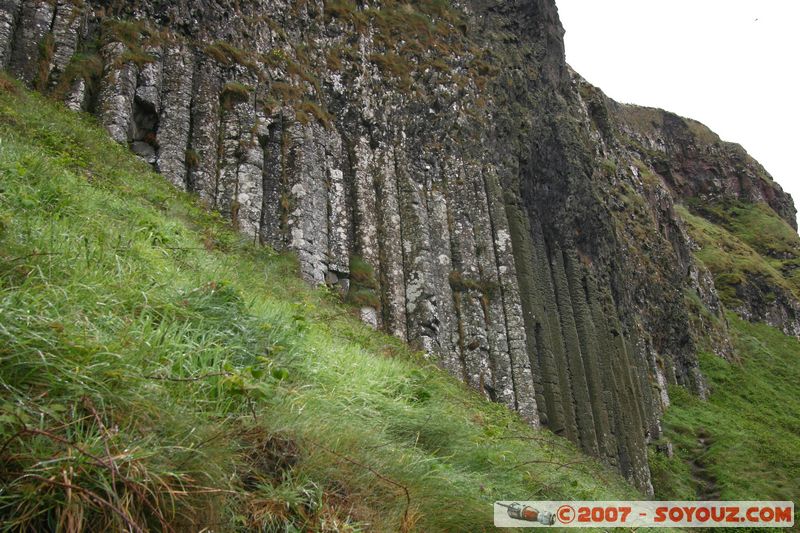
[
  {"x1": 687, "y1": 198, "x2": 800, "y2": 289},
  {"x1": 666, "y1": 200, "x2": 800, "y2": 511},
  {"x1": 0, "y1": 77, "x2": 636, "y2": 530},
  {"x1": 676, "y1": 205, "x2": 799, "y2": 306},
  {"x1": 203, "y1": 40, "x2": 258, "y2": 71},
  {"x1": 651, "y1": 314, "x2": 800, "y2": 506}
]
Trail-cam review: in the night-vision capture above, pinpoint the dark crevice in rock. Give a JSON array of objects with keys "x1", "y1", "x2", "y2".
[{"x1": 130, "y1": 95, "x2": 159, "y2": 164}]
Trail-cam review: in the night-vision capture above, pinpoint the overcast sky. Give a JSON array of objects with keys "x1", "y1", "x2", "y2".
[{"x1": 556, "y1": 0, "x2": 800, "y2": 226}]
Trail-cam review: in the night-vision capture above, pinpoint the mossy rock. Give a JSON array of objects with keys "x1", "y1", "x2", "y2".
[{"x1": 220, "y1": 82, "x2": 251, "y2": 109}]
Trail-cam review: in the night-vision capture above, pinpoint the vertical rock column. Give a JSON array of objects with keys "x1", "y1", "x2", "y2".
[
  {"x1": 62, "y1": 70, "x2": 86, "y2": 112},
  {"x1": 46, "y1": 0, "x2": 84, "y2": 89},
  {"x1": 130, "y1": 47, "x2": 161, "y2": 165},
  {"x1": 483, "y1": 165, "x2": 540, "y2": 425},
  {"x1": 285, "y1": 121, "x2": 329, "y2": 283},
  {"x1": 325, "y1": 128, "x2": 351, "y2": 281},
  {"x1": 530, "y1": 219, "x2": 579, "y2": 442},
  {"x1": 215, "y1": 92, "x2": 240, "y2": 219},
  {"x1": 533, "y1": 233, "x2": 580, "y2": 443},
  {"x1": 549, "y1": 245, "x2": 599, "y2": 455},
  {"x1": 0, "y1": 0, "x2": 22, "y2": 68},
  {"x1": 97, "y1": 42, "x2": 137, "y2": 144},
  {"x1": 564, "y1": 251, "x2": 615, "y2": 459},
  {"x1": 423, "y1": 156, "x2": 461, "y2": 367},
  {"x1": 351, "y1": 133, "x2": 381, "y2": 328},
  {"x1": 157, "y1": 43, "x2": 194, "y2": 190},
  {"x1": 631, "y1": 333, "x2": 662, "y2": 443},
  {"x1": 260, "y1": 117, "x2": 285, "y2": 249},
  {"x1": 187, "y1": 57, "x2": 221, "y2": 204},
  {"x1": 373, "y1": 141, "x2": 407, "y2": 340},
  {"x1": 585, "y1": 277, "x2": 624, "y2": 466},
  {"x1": 396, "y1": 141, "x2": 460, "y2": 372},
  {"x1": 445, "y1": 156, "x2": 493, "y2": 395},
  {"x1": 465, "y1": 160, "x2": 515, "y2": 409},
  {"x1": 216, "y1": 77, "x2": 258, "y2": 230},
  {"x1": 8, "y1": 0, "x2": 54, "y2": 85},
  {"x1": 590, "y1": 285, "x2": 652, "y2": 494},
  {"x1": 235, "y1": 115, "x2": 266, "y2": 240}
]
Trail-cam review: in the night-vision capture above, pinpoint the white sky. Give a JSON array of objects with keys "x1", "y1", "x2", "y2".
[{"x1": 556, "y1": 0, "x2": 800, "y2": 226}]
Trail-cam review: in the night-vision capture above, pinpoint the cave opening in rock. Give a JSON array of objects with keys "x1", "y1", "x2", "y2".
[{"x1": 129, "y1": 96, "x2": 159, "y2": 165}]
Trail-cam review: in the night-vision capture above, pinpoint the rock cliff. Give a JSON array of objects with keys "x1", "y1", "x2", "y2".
[{"x1": 1, "y1": 0, "x2": 795, "y2": 494}]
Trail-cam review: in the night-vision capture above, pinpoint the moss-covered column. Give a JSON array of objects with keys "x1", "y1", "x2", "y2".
[
  {"x1": 507, "y1": 203, "x2": 568, "y2": 434},
  {"x1": 549, "y1": 243, "x2": 599, "y2": 455},
  {"x1": 565, "y1": 251, "x2": 614, "y2": 458},
  {"x1": 599, "y1": 297, "x2": 652, "y2": 494}
]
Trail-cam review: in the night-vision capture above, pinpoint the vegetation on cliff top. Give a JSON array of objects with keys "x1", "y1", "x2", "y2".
[
  {"x1": 677, "y1": 203, "x2": 800, "y2": 307},
  {"x1": 0, "y1": 77, "x2": 634, "y2": 531}
]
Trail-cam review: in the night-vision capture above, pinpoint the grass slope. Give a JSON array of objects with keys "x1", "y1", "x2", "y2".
[
  {"x1": 677, "y1": 202, "x2": 800, "y2": 307},
  {"x1": 651, "y1": 315, "x2": 800, "y2": 506},
  {"x1": 653, "y1": 201, "x2": 800, "y2": 511},
  {"x1": 0, "y1": 77, "x2": 635, "y2": 531}
]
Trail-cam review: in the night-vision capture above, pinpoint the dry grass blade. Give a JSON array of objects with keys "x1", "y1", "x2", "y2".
[
  {"x1": 307, "y1": 439, "x2": 412, "y2": 533},
  {"x1": 23, "y1": 475, "x2": 145, "y2": 533}
]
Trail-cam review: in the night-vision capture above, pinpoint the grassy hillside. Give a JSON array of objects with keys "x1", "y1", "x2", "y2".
[
  {"x1": 650, "y1": 315, "x2": 800, "y2": 504},
  {"x1": 677, "y1": 202, "x2": 800, "y2": 307},
  {"x1": 651, "y1": 201, "x2": 800, "y2": 509},
  {"x1": 0, "y1": 77, "x2": 636, "y2": 530}
]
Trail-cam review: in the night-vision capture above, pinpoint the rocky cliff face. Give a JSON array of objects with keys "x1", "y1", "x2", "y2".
[
  {"x1": 1, "y1": 0, "x2": 795, "y2": 495},
  {"x1": 595, "y1": 91, "x2": 800, "y2": 338}
]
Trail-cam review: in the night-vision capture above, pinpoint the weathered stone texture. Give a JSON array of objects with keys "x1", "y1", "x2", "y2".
[
  {"x1": 187, "y1": 59, "x2": 221, "y2": 205},
  {"x1": 286, "y1": 122, "x2": 330, "y2": 284},
  {"x1": 8, "y1": 0, "x2": 53, "y2": 85},
  {"x1": 46, "y1": 1, "x2": 84, "y2": 88},
  {"x1": 155, "y1": 44, "x2": 195, "y2": 189},
  {"x1": 98, "y1": 43, "x2": 137, "y2": 144},
  {"x1": 0, "y1": 0, "x2": 22, "y2": 68}
]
